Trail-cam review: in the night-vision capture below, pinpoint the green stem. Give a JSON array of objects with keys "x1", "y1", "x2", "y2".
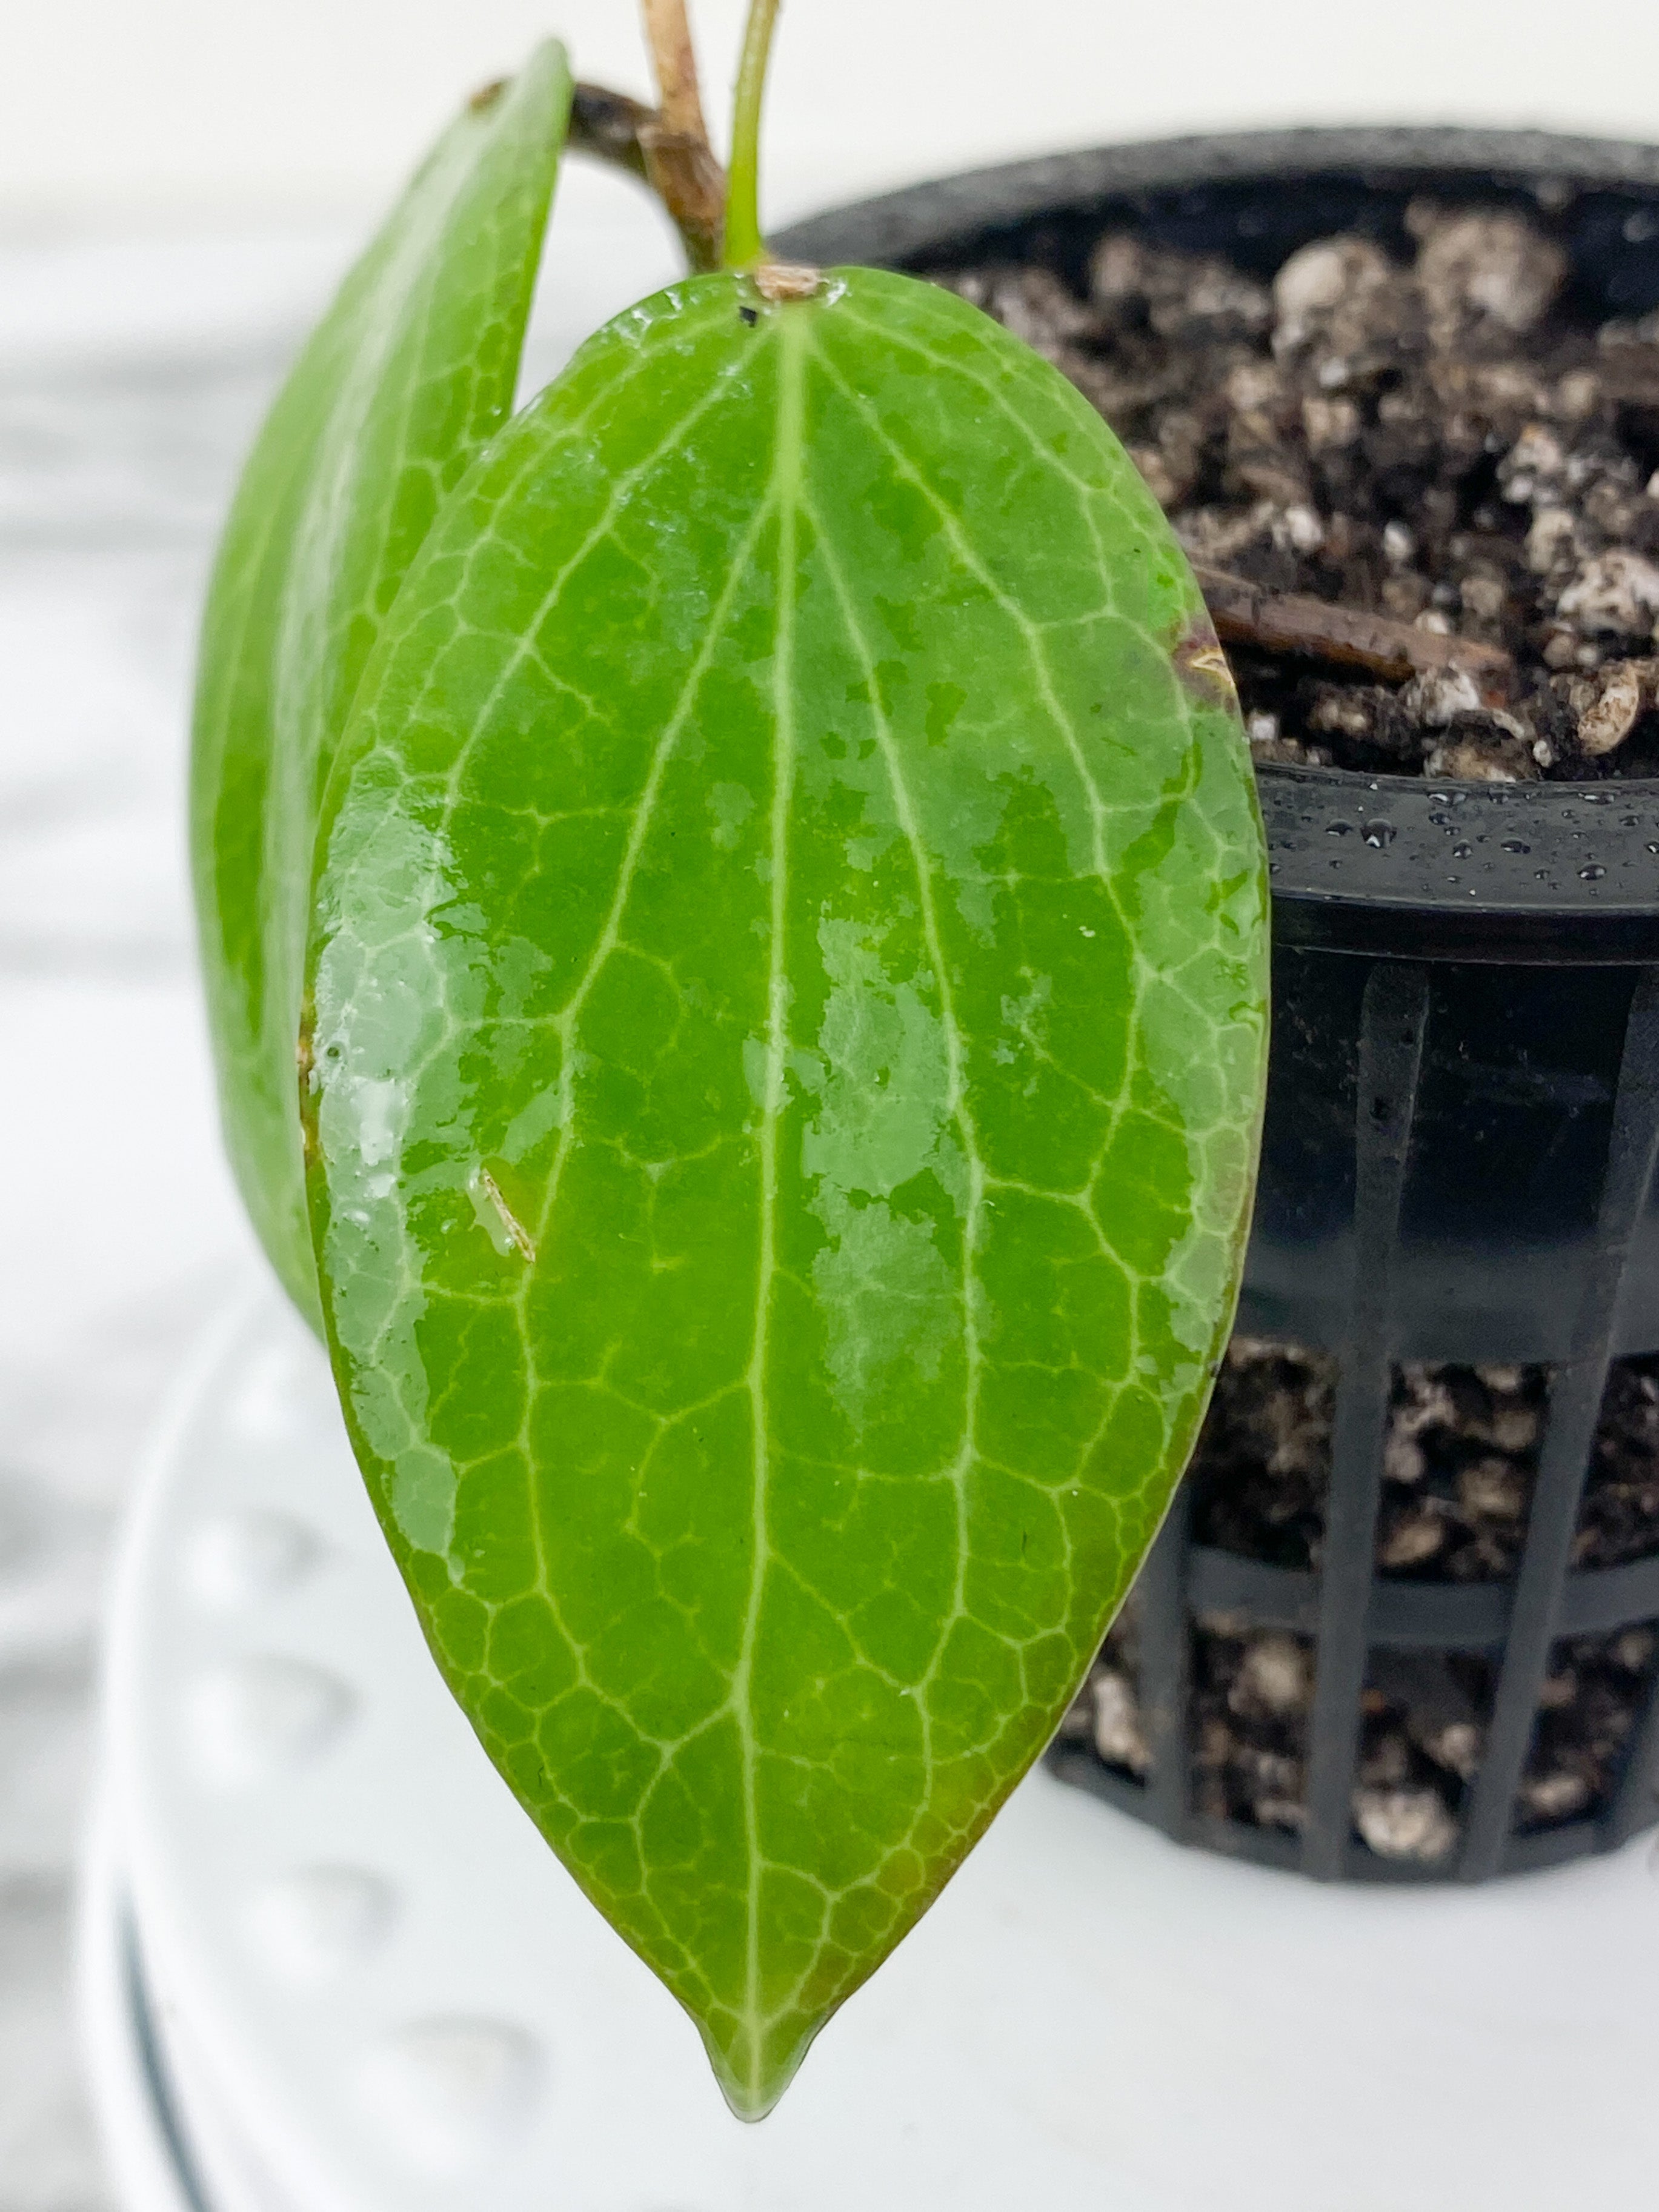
[{"x1": 723, "y1": 0, "x2": 783, "y2": 269}]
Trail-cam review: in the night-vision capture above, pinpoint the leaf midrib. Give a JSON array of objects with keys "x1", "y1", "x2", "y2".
[{"x1": 733, "y1": 302, "x2": 808, "y2": 2106}]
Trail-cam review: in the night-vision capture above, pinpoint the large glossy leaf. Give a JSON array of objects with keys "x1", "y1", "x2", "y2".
[
  {"x1": 190, "y1": 41, "x2": 572, "y2": 1324},
  {"x1": 304, "y1": 267, "x2": 1269, "y2": 2116}
]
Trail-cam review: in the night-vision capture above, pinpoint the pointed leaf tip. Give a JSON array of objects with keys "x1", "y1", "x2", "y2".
[
  {"x1": 705, "y1": 2017, "x2": 813, "y2": 2124},
  {"x1": 307, "y1": 266, "x2": 1269, "y2": 2110}
]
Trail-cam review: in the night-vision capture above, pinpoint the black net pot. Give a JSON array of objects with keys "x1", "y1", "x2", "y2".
[{"x1": 776, "y1": 130, "x2": 1659, "y2": 1883}]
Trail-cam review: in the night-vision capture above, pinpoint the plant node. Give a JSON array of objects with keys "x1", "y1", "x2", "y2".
[{"x1": 752, "y1": 261, "x2": 821, "y2": 302}]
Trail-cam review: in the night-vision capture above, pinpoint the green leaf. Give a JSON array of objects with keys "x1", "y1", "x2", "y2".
[
  {"x1": 190, "y1": 41, "x2": 573, "y2": 1325},
  {"x1": 305, "y1": 267, "x2": 1269, "y2": 2117}
]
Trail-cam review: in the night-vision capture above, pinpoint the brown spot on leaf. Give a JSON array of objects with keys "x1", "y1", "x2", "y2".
[
  {"x1": 1174, "y1": 622, "x2": 1239, "y2": 710},
  {"x1": 468, "y1": 77, "x2": 508, "y2": 114},
  {"x1": 296, "y1": 1005, "x2": 319, "y2": 1171},
  {"x1": 477, "y1": 1167, "x2": 537, "y2": 1263}
]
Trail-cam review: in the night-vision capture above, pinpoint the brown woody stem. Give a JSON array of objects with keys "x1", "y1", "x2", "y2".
[
  {"x1": 642, "y1": 0, "x2": 710, "y2": 141},
  {"x1": 638, "y1": 0, "x2": 726, "y2": 273},
  {"x1": 1193, "y1": 565, "x2": 1518, "y2": 706},
  {"x1": 567, "y1": 82, "x2": 653, "y2": 184}
]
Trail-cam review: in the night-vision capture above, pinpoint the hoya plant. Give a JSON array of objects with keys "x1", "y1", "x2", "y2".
[{"x1": 191, "y1": 0, "x2": 1269, "y2": 2122}]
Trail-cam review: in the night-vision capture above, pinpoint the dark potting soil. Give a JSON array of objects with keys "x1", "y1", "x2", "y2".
[
  {"x1": 1054, "y1": 1343, "x2": 1659, "y2": 1859},
  {"x1": 929, "y1": 200, "x2": 1659, "y2": 781},
  {"x1": 1056, "y1": 1595, "x2": 1659, "y2": 1862},
  {"x1": 1186, "y1": 1338, "x2": 1659, "y2": 1582}
]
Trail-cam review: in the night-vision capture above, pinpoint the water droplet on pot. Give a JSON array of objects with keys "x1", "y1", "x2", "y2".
[
  {"x1": 1647, "y1": 842, "x2": 1659, "y2": 855},
  {"x1": 1452, "y1": 842, "x2": 1472, "y2": 859},
  {"x1": 1622, "y1": 815, "x2": 1641, "y2": 828},
  {"x1": 1326, "y1": 820, "x2": 1352, "y2": 837},
  {"x1": 1362, "y1": 822, "x2": 1395, "y2": 848},
  {"x1": 1580, "y1": 864, "x2": 1607, "y2": 880},
  {"x1": 1500, "y1": 839, "x2": 1530, "y2": 854}
]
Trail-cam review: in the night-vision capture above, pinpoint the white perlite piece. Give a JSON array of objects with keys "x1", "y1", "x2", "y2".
[
  {"x1": 1518, "y1": 1769, "x2": 1591, "y2": 1824},
  {"x1": 1270, "y1": 236, "x2": 1394, "y2": 356},
  {"x1": 1090, "y1": 1669, "x2": 1149, "y2": 1775},
  {"x1": 1233, "y1": 1632, "x2": 1311, "y2": 1719},
  {"x1": 1377, "y1": 1506, "x2": 1449, "y2": 1570},
  {"x1": 1501, "y1": 422, "x2": 1568, "y2": 503},
  {"x1": 1579, "y1": 665, "x2": 1647, "y2": 756},
  {"x1": 1414, "y1": 211, "x2": 1568, "y2": 340},
  {"x1": 1423, "y1": 731, "x2": 1538, "y2": 783},
  {"x1": 1557, "y1": 658, "x2": 1659, "y2": 756},
  {"x1": 1282, "y1": 503, "x2": 1325, "y2": 554},
  {"x1": 1557, "y1": 550, "x2": 1659, "y2": 638},
  {"x1": 1527, "y1": 505, "x2": 1578, "y2": 574},
  {"x1": 1424, "y1": 1721, "x2": 1483, "y2": 1783},
  {"x1": 1401, "y1": 664, "x2": 1483, "y2": 728},
  {"x1": 1352, "y1": 1785, "x2": 1459, "y2": 1862}
]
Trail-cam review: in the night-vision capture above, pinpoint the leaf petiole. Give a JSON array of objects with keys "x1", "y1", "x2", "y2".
[{"x1": 723, "y1": 0, "x2": 783, "y2": 270}]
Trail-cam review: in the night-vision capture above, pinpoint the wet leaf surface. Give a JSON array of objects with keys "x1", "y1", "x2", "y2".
[
  {"x1": 305, "y1": 267, "x2": 1269, "y2": 2115},
  {"x1": 191, "y1": 42, "x2": 571, "y2": 1321}
]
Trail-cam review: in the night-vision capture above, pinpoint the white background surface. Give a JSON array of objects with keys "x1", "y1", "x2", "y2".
[
  {"x1": 6, "y1": 1, "x2": 1659, "y2": 230},
  {"x1": 2, "y1": 2, "x2": 1658, "y2": 2207}
]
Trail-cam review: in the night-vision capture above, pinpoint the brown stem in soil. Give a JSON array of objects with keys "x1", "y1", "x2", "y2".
[
  {"x1": 567, "y1": 80, "x2": 727, "y2": 274},
  {"x1": 1192, "y1": 565, "x2": 1518, "y2": 706}
]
